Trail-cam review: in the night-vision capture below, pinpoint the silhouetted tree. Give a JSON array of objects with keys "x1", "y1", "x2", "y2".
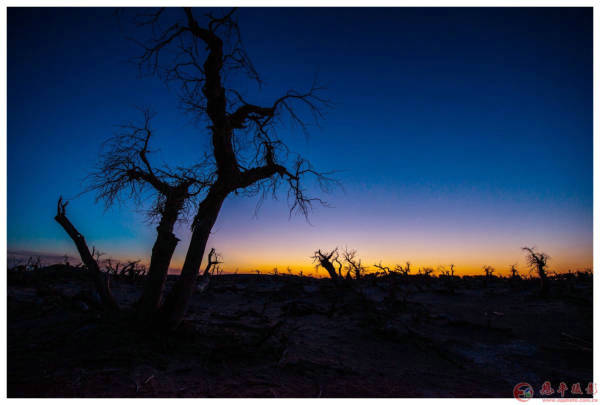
[
  {"x1": 395, "y1": 261, "x2": 411, "y2": 276},
  {"x1": 197, "y1": 248, "x2": 221, "y2": 293},
  {"x1": 483, "y1": 265, "x2": 494, "y2": 278},
  {"x1": 522, "y1": 246, "x2": 550, "y2": 295},
  {"x1": 482, "y1": 265, "x2": 494, "y2": 287},
  {"x1": 342, "y1": 247, "x2": 366, "y2": 280},
  {"x1": 373, "y1": 261, "x2": 391, "y2": 276},
  {"x1": 54, "y1": 198, "x2": 119, "y2": 311},
  {"x1": 56, "y1": 8, "x2": 334, "y2": 329},
  {"x1": 312, "y1": 248, "x2": 343, "y2": 281},
  {"x1": 145, "y1": 8, "x2": 333, "y2": 328},
  {"x1": 419, "y1": 267, "x2": 434, "y2": 277},
  {"x1": 84, "y1": 108, "x2": 210, "y2": 322}
]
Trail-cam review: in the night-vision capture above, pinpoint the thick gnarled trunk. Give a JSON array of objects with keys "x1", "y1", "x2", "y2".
[
  {"x1": 136, "y1": 196, "x2": 184, "y2": 322},
  {"x1": 160, "y1": 188, "x2": 227, "y2": 329}
]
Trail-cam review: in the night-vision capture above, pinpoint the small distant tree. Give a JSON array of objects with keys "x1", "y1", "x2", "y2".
[
  {"x1": 342, "y1": 247, "x2": 366, "y2": 280},
  {"x1": 510, "y1": 264, "x2": 519, "y2": 278},
  {"x1": 200, "y1": 248, "x2": 222, "y2": 277},
  {"x1": 395, "y1": 261, "x2": 411, "y2": 276},
  {"x1": 522, "y1": 247, "x2": 550, "y2": 295},
  {"x1": 482, "y1": 265, "x2": 494, "y2": 288},
  {"x1": 483, "y1": 265, "x2": 494, "y2": 278},
  {"x1": 419, "y1": 267, "x2": 434, "y2": 277},
  {"x1": 197, "y1": 248, "x2": 221, "y2": 293},
  {"x1": 438, "y1": 264, "x2": 454, "y2": 277},
  {"x1": 373, "y1": 261, "x2": 391, "y2": 276},
  {"x1": 312, "y1": 248, "x2": 343, "y2": 281}
]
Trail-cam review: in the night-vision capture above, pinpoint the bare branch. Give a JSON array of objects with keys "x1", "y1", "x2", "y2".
[
  {"x1": 85, "y1": 108, "x2": 213, "y2": 223},
  {"x1": 54, "y1": 197, "x2": 119, "y2": 311}
]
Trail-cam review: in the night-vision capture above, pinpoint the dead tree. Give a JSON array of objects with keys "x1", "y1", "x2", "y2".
[
  {"x1": 312, "y1": 248, "x2": 342, "y2": 281},
  {"x1": 197, "y1": 248, "x2": 221, "y2": 293},
  {"x1": 419, "y1": 267, "x2": 434, "y2": 277},
  {"x1": 483, "y1": 265, "x2": 494, "y2": 278},
  {"x1": 82, "y1": 108, "x2": 211, "y2": 322},
  {"x1": 134, "y1": 8, "x2": 334, "y2": 329},
  {"x1": 56, "y1": 8, "x2": 333, "y2": 329},
  {"x1": 482, "y1": 265, "x2": 494, "y2": 288},
  {"x1": 510, "y1": 264, "x2": 519, "y2": 278},
  {"x1": 54, "y1": 198, "x2": 119, "y2": 311},
  {"x1": 373, "y1": 261, "x2": 391, "y2": 276},
  {"x1": 395, "y1": 261, "x2": 411, "y2": 276},
  {"x1": 201, "y1": 248, "x2": 222, "y2": 278},
  {"x1": 522, "y1": 247, "x2": 550, "y2": 295},
  {"x1": 342, "y1": 247, "x2": 366, "y2": 280}
]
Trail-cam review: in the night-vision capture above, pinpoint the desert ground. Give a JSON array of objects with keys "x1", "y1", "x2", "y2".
[{"x1": 8, "y1": 265, "x2": 592, "y2": 397}]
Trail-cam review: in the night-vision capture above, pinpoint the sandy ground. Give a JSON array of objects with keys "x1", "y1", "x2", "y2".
[{"x1": 8, "y1": 266, "x2": 593, "y2": 397}]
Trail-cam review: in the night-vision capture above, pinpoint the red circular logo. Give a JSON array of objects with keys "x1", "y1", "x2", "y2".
[{"x1": 513, "y1": 382, "x2": 534, "y2": 402}]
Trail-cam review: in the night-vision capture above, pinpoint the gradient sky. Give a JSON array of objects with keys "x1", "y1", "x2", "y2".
[{"x1": 8, "y1": 7, "x2": 592, "y2": 276}]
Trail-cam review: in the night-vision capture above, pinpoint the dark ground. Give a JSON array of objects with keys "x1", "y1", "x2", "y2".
[{"x1": 7, "y1": 266, "x2": 593, "y2": 397}]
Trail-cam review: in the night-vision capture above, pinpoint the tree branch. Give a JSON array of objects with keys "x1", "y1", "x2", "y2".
[{"x1": 54, "y1": 197, "x2": 119, "y2": 311}]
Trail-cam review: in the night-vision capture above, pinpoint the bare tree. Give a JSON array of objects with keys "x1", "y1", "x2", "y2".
[
  {"x1": 481, "y1": 265, "x2": 495, "y2": 288},
  {"x1": 201, "y1": 248, "x2": 222, "y2": 278},
  {"x1": 196, "y1": 247, "x2": 221, "y2": 293},
  {"x1": 482, "y1": 265, "x2": 494, "y2": 278},
  {"x1": 419, "y1": 267, "x2": 434, "y2": 277},
  {"x1": 395, "y1": 261, "x2": 411, "y2": 276},
  {"x1": 54, "y1": 198, "x2": 119, "y2": 311},
  {"x1": 312, "y1": 248, "x2": 343, "y2": 281},
  {"x1": 56, "y1": 8, "x2": 334, "y2": 329},
  {"x1": 83, "y1": 108, "x2": 210, "y2": 322},
  {"x1": 510, "y1": 264, "x2": 519, "y2": 278},
  {"x1": 342, "y1": 247, "x2": 366, "y2": 279},
  {"x1": 373, "y1": 261, "x2": 391, "y2": 276},
  {"x1": 145, "y1": 8, "x2": 336, "y2": 328},
  {"x1": 522, "y1": 247, "x2": 550, "y2": 295}
]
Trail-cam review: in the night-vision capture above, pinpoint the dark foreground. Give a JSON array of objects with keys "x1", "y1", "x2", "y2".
[{"x1": 8, "y1": 266, "x2": 593, "y2": 397}]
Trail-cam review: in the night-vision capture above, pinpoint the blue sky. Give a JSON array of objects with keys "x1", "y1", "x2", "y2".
[{"x1": 8, "y1": 7, "x2": 592, "y2": 274}]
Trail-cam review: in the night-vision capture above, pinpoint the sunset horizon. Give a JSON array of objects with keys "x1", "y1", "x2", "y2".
[{"x1": 8, "y1": 8, "x2": 592, "y2": 281}]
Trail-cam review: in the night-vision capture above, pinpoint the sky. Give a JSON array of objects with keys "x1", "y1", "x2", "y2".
[{"x1": 7, "y1": 7, "x2": 593, "y2": 276}]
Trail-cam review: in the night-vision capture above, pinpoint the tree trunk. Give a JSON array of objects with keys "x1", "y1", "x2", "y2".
[
  {"x1": 136, "y1": 196, "x2": 184, "y2": 322},
  {"x1": 322, "y1": 262, "x2": 338, "y2": 281},
  {"x1": 54, "y1": 202, "x2": 119, "y2": 312},
  {"x1": 160, "y1": 188, "x2": 227, "y2": 329},
  {"x1": 539, "y1": 267, "x2": 548, "y2": 296}
]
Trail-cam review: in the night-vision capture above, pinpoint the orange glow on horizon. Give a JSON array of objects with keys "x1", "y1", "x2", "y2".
[{"x1": 164, "y1": 257, "x2": 593, "y2": 277}]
